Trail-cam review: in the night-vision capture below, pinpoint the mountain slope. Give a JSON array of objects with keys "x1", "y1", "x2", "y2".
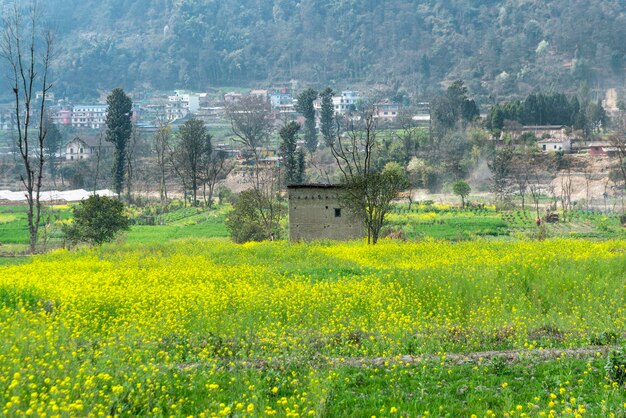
[{"x1": 2, "y1": 0, "x2": 625, "y2": 100}]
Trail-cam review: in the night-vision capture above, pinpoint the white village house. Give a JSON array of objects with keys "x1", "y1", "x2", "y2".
[
  {"x1": 537, "y1": 137, "x2": 572, "y2": 152},
  {"x1": 65, "y1": 136, "x2": 111, "y2": 160}
]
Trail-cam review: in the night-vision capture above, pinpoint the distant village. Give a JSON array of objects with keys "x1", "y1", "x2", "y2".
[
  {"x1": 0, "y1": 86, "x2": 623, "y2": 164},
  {"x1": 0, "y1": 87, "x2": 427, "y2": 161}
]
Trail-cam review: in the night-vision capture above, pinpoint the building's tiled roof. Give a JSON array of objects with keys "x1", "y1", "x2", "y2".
[{"x1": 287, "y1": 184, "x2": 343, "y2": 189}]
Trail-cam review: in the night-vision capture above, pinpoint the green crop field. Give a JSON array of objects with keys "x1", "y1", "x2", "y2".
[{"x1": 1, "y1": 238, "x2": 626, "y2": 416}]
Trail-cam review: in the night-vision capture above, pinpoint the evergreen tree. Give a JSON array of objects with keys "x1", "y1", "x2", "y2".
[
  {"x1": 319, "y1": 87, "x2": 335, "y2": 146},
  {"x1": 44, "y1": 116, "x2": 62, "y2": 186},
  {"x1": 105, "y1": 88, "x2": 133, "y2": 198},
  {"x1": 279, "y1": 121, "x2": 304, "y2": 185},
  {"x1": 296, "y1": 88, "x2": 318, "y2": 153}
]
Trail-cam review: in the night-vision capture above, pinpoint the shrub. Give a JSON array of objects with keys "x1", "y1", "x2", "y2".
[
  {"x1": 225, "y1": 190, "x2": 284, "y2": 243},
  {"x1": 63, "y1": 195, "x2": 130, "y2": 246}
]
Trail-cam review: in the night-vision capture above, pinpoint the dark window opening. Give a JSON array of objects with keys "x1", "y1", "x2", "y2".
[{"x1": 334, "y1": 208, "x2": 341, "y2": 218}]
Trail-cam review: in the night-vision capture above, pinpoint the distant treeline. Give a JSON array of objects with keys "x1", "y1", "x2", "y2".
[
  {"x1": 2, "y1": 0, "x2": 623, "y2": 100},
  {"x1": 486, "y1": 92, "x2": 609, "y2": 136}
]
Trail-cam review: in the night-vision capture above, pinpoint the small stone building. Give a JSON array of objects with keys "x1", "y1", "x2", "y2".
[{"x1": 287, "y1": 184, "x2": 363, "y2": 242}]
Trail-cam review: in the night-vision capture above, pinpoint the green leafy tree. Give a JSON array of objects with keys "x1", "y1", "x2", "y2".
[
  {"x1": 452, "y1": 180, "x2": 471, "y2": 208},
  {"x1": 105, "y1": 88, "x2": 133, "y2": 198},
  {"x1": 279, "y1": 121, "x2": 305, "y2": 185},
  {"x1": 225, "y1": 189, "x2": 285, "y2": 243},
  {"x1": 319, "y1": 87, "x2": 335, "y2": 146},
  {"x1": 343, "y1": 162, "x2": 409, "y2": 244},
  {"x1": 432, "y1": 80, "x2": 479, "y2": 132},
  {"x1": 63, "y1": 195, "x2": 130, "y2": 246},
  {"x1": 296, "y1": 88, "x2": 318, "y2": 153}
]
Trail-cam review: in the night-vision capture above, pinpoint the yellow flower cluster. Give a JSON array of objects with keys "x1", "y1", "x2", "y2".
[{"x1": 0, "y1": 238, "x2": 624, "y2": 415}]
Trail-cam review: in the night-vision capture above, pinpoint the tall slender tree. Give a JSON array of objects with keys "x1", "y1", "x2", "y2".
[
  {"x1": 44, "y1": 115, "x2": 62, "y2": 186},
  {"x1": 1, "y1": 0, "x2": 53, "y2": 253},
  {"x1": 279, "y1": 121, "x2": 305, "y2": 185},
  {"x1": 296, "y1": 88, "x2": 318, "y2": 153},
  {"x1": 105, "y1": 88, "x2": 132, "y2": 198},
  {"x1": 319, "y1": 87, "x2": 335, "y2": 147},
  {"x1": 154, "y1": 124, "x2": 171, "y2": 208}
]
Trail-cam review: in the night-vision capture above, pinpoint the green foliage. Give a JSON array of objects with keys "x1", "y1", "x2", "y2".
[
  {"x1": 63, "y1": 195, "x2": 130, "y2": 245},
  {"x1": 15, "y1": 0, "x2": 625, "y2": 99},
  {"x1": 452, "y1": 180, "x2": 471, "y2": 207},
  {"x1": 343, "y1": 163, "x2": 409, "y2": 244},
  {"x1": 605, "y1": 348, "x2": 626, "y2": 385},
  {"x1": 279, "y1": 121, "x2": 304, "y2": 185},
  {"x1": 319, "y1": 87, "x2": 335, "y2": 146},
  {"x1": 225, "y1": 190, "x2": 285, "y2": 243},
  {"x1": 432, "y1": 80, "x2": 479, "y2": 132},
  {"x1": 105, "y1": 88, "x2": 132, "y2": 197},
  {"x1": 486, "y1": 92, "x2": 608, "y2": 137},
  {"x1": 295, "y1": 88, "x2": 318, "y2": 153}
]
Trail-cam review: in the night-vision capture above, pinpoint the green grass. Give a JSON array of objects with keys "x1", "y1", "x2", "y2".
[
  {"x1": 0, "y1": 256, "x2": 30, "y2": 266},
  {"x1": 0, "y1": 206, "x2": 29, "y2": 244},
  {"x1": 1, "y1": 202, "x2": 624, "y2": 252},
  {"x1": 2, "y1": 238, "x2": 626, "y2": 415},
  {"x1": 126, "y1": 222, "x2": 229, "y2": 243}
]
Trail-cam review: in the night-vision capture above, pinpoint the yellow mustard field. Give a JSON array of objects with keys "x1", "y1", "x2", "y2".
[{"x1": 1, "y1": 238, "x2": 626, "y2": 417}]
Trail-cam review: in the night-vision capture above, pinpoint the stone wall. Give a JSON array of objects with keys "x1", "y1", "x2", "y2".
[{"x1": 288, "y1": 185, "x2": 363, "y2": 242}]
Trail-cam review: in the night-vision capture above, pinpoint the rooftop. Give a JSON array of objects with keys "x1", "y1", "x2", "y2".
[{"x1": 287, "y1": 184, "x2": 343, "y2": 189}]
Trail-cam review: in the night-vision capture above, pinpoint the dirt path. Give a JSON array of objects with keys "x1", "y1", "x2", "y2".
[
  {"x1": 178, "y1": 346, "x2": 618, "y2": 371},
  {"x1": 338, "y1": 346, "x2": 616, "y2": 367}
]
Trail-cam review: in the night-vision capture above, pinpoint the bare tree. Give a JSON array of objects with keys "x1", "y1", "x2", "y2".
[
  {"x1": 328, "y1": 112, "x2": 377, "y2": 180},
  {"x1": 489, "y1": 146, "x2": 514, "y2": 208},
  {"x1": 528, "y1": 178, "x2": 542, "y2": 218},
  {"x1": 328, "y1": 110, "x2": 407, "y2": 244},
  {"x1": 92, "y1": 130, "x2": 105, "y2": 193},
  {"x1": 583, "y1": 171, "x2": 593, "y2": 210},
  {"x1": 560, "y1": 169, "x2": 574, "y2": 222},
  {"x1": 125, "y1": 124, "x2": 141, "y2": 204},
  {"x1": 171, "y1": 118, "x2": 212, "y2": 206},
  {"x1": 202, "y1": 150, "x2": 233, "y2": 208},
  {"x1": 509, "y1": 154, "x2": 530, "y2": 214},
  {"x1": 608, "y1": 134, "x2": 626, "y2": 195},
  {"x1": 226, "y1": 95, "x2": 282, "y2": 240},
  {"x1": 1, "y1": 1, "x2": 53, "y2": 252},
  {"x1": 153, "y1": 124, "x2": 171, "y2": 208}
]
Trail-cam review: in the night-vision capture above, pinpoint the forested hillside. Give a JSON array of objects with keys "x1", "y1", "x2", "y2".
[{"x1": 2, "y1": 0, "x2": 625, "y2": 100}]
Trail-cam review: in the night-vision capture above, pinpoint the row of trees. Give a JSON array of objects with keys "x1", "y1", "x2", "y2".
[{"x1": 486, "y1": 91, "x2": 608, "y2": 137}]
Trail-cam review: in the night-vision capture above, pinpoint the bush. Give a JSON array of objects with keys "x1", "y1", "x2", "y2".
[
  {"x1": 63, "y1": 195, "x2": 130, "y2": 246},
  {"x1": 225, "y1": 190, "x2": 284, "y2": 243}
]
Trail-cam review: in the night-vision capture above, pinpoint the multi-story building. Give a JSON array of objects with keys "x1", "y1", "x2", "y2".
[
  {"x1": 166, "y1": 91, "x2": 200, "y2": 121},
  {"x1": 313, "y1": 90, "x2": 361, "y2": 115},
  {"x1": 269, "y1": 88, "x2": 293, "y2": 109},
  {"x1": 71, "y1": 105, "x2": 108, "y2": 129},
  {"x1": 373, "y1": 100, "x2": 400, "y2": 120}
]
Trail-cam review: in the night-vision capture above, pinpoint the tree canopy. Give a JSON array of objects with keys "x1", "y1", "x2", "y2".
[{"x1": 4, "y1": 0, "x2": 624, "y2": 100}]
